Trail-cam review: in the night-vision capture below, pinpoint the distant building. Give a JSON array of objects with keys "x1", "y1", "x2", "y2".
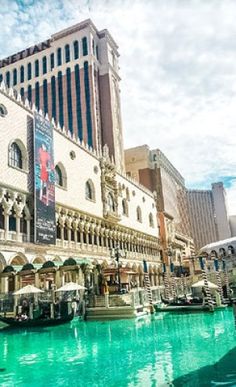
[
  {"x1": 187, "y1": 182, "x2": 231, "y2": 251},
  {"x1": 125, "y1": 145, "x2": 194, "y2": 264}
]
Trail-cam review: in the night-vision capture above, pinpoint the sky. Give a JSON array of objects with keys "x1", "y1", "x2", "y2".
[{"x1": 0, "y1": 0, "x2": 236, "y2": 213}]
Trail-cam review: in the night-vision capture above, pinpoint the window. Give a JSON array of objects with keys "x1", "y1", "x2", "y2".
[
  {"x1": 85, "y1": 180, "x2": 95, "y2": 201},
  {"x1": 20, "y1": 66, "x2": 24, "y2": 83},
  {"x1": 42, "y1": 56, "x2": 47, "y2": 74},
  {"x1": 51, "y1": 76, "x2": 56, "y2": 121},
  {"x1": 82, "y1": 37, "x2": 88, "y2": 56},
  {"x1": 58, "y1": 71, "x2": 64, "y2": 127},
  {"x1": 57, "y1": 48, "x2": 62, "y2": 66},
  {"x1": 0, "y1": 104, "x2": 7, "y2": 117},
  {"x1": 96, "y1": 45, "x2": 99, "y2": 60},
  {"x1": 73, "y1": 41, "x2": 79, "y2": 59},
  {"x1": 50, "y1": 53, "x2": 55, "y2": 70},
  {"x1": 27, "y1": 63, "x2": 32, "y2": 80},
  {"x1": 65, "y1": 44, "x2": 70, "y2": 63},
  {"x1": 27, "y1": 85, "x2": 32, "y2": 103},
  {"x1": 74, "y1": 64, "x2": 83, "y2": 141},
  {"x1": 0, "y1": 74, "x2": 2, "y2": 83},
  {"x1": 55, "y1": 163, "x2": 67, "y2": 188},
  {"x1": 13, "y1": 69, "x2": 17, "y2": 86},
  {"x1": 84, "y1": 61, "x2": 93, "y2": 147},
  {"x1": 136, "y1": 206, "x2": 142, "y2": 222},
  {"x1": 122, "y1": 199, "x2": 128, "y2": 216},
  {"x1": 85, "y1": 181, "x2": 92, "y2": 200},
  {"x1": 108, "y1": 192, "x2": 115, "y2": 212},
  {"x1": 55, "y1": 165, "x2": 63, "y2": 186},
  {"x1": 43, "y1": 79, "x2": 48, "y2": 113},
  {"x1": 20, "y1": 87, "x2": 24, "y2": 98},
  {"x1": 35, "y1": 81, "x2": 40, "y2": 109},
  {"x1": 6, "y1": 71, "x2": 10, "y2": 88},
  {"x1": 35, "y1": 60, "x2": 39, "y2": 77},
  {"x1": 149, "y1": 213, "x2": 154, "y2": 227},
  {"x1": 9, "y1": 142, "x2": 22, "y2": 169},
  {"x1": 66, "y1": 67, "x2": 73, "y2": 134}
]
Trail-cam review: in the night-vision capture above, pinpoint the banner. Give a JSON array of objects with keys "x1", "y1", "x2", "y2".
[{"x1": 34, "y1": 112, "x2": 56, "y2": 244}]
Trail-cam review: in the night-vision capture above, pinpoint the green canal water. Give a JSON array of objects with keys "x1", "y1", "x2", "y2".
[{"x1": 0, "y1": 309, "x2": 236, "y2": 386}]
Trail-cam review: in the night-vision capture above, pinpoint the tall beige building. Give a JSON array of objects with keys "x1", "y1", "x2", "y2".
[
  {"x1": 125, "y1": 145, "x2": 194, "y2": 263},
  {"x1": 186, "y1": 182, "x2": 231, "y2": 251},
  {"x1": 0, "y1": 19, "x2": 125, "y2": 172}
]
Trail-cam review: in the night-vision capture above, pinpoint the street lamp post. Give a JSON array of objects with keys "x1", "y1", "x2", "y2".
[{"x1": 110, "y1": 245, "x2": 127, "y2": 293}]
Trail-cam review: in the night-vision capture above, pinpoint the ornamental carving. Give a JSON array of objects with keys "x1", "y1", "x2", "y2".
[{"x1": 100, "y1": 146, "x2": 120, "y2": 223}]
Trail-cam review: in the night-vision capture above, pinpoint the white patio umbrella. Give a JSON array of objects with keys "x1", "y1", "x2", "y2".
[
  {"x1": 55, "y1": 282, "x2": 86, "y2": 292},
  {"x1": 13, "y1": 285, "x2": 44, "y2": 295},
  {"x1": 191, "y1": 280, "x2": 218, "y2": 289}
]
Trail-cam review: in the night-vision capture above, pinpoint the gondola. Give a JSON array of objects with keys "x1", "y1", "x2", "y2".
[{"x1": 0, "y1": 313, "x2": 74, "y2": 329}]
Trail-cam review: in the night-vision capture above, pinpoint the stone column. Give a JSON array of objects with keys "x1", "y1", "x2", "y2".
[{"x1": 35, "y1": 272, "x2": 40, "y2": 288}]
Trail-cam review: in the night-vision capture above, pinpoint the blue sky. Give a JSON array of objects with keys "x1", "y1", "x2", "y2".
[{"x1": 1, "y1": 0, "x2": 236, "y2": 213}]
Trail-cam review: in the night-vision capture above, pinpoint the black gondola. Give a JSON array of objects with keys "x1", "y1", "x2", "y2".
[{"x1": 0, "y1": 313, "x2": 74, "y2": 329}]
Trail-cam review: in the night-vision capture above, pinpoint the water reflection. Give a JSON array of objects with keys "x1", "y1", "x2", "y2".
[{"x1": 0, "y1": 310, "x2": 236, "y2": 386}]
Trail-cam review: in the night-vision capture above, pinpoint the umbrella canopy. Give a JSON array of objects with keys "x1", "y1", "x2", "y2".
[
  {"x1": 13, "y1": 285, "x2": 44, "y2": 295},
  {"x1": 55, "y1": 282, "x2": 86, "y2": 292},
  {"x1": 191, "y1": 280, "x2": 218, "y2": 289}
]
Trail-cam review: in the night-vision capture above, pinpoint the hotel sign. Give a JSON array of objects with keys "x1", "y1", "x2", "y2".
[
  {"x1": 0, "y1": 39, "x2": 51, "y2": 69},
  {"x1": 34, "y1": 112, "x2": 56, "y2": 245}
]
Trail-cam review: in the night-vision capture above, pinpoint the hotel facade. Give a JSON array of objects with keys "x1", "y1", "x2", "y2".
[
  {"x1": 0, "y1": 20, "x2": 162, "y2": 297},
  {"x1": 125, "y1": 145, "x2": 194, "y2": 267},
  {"x1": 0, "y1": 19, "x2": 125, "y2": 173}
]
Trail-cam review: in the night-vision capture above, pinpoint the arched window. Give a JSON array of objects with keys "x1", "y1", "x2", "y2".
[
  {"x1": 136, "y1": 206, "x2": 142, "y2": 222},
  {"x1": 65, "y1": 44, "x2": 70, "y2": 63},
  {"x1": 42, "y1": 56, "x2": 47, "y2": 74},
  {"x1": 20, "y1": 87, "x2": 24, "y2": 98},
  {"x1": 35, "y1": 81, "x2": 40, "y2": 109},
  {"x1": 55, "y1": 163, "x2": 67, "y2": 188},
  {"x1": 55, "y1": 165, "x2": 63, "y2": 186},
  {"x1": 82, "y1": 37, "x2": 88, "y2": 56},
  {"x1": 6, "y1": 71, "x2": 10, "y2": 87},
  {"x1": 0, "y1": 204, "x2": 4, "y2": 230},
  {"x1": 108, "y1": 192, "x2": 115, "y2": 212},
  {"x1": 85, "y1": 179, "x2": 95, "y2": 201},
  {"x1": 13, "y1": 69, "x2": 17, "y2": 86},
  {"x1": 27, "y1": 63, "x2": 32, "y2": 80},
  {"x1": 43, "y1": 79, "x2": 48, "y2": 113},
  {"x1": 0, "y1": 104, "x2": 7, "y2": 117},
  {"x1": 8, "y1": 140, "x2": 27, "y2": 170},
  {"x1": 27, "y1": 85, "x2": 32, "y2": 103},
  {"x1": 50, "y1": 53, "x2": 55, "y2": 70},
  {"x1": 35, "y1": 60, "x2": 39, "y2": 77},
  {"x1": 228, "y1": 245, "x2": 235, "y2": 255},
  {"x1": 122, "y1": 199, "x2": 128, "y2": 216},
  {"x1": 9, "y1": 142, "x2": 22, "y2": 169},
  {"x1": 73, "y1": 41, "x2": 79, "y2": 59},
  {"x1": 57, "y1": 48, "x2": 62, "y2": 66},
  {"x1": 149, "y1": 213, "x2": 154, "y2": 227},
  {"x1": 20, "y1": 66, "x2": 24, "y2": 83}
]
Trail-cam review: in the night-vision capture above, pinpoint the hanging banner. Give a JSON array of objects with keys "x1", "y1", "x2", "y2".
[{"x1": 34, "y1": 112, "x2": 56, "y2": 244}]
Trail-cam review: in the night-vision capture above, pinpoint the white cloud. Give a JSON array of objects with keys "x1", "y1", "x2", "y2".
[{"x1": 0, "y1": 0, "x2": 236, "y2": 212}]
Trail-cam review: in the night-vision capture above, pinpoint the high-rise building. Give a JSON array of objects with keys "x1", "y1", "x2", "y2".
[
  {"x1": 0, "y1": 19, "x2": 125, "y2": 172},
  {"x1": 125, "y1": 145, "x2": 194, "y2": 263},
  {"x1": 186, "y1": 182, "x2": 231, "y2": 251}
]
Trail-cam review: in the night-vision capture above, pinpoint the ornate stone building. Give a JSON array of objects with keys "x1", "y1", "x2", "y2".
[{"x1": 0, "y1": 85, "x2": 160, "y2": 293}]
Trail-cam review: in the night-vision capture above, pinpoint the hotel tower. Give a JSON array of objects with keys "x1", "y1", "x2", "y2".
[{"x1": 0, "y1": 19, "x2": 125, "y2": 172}]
